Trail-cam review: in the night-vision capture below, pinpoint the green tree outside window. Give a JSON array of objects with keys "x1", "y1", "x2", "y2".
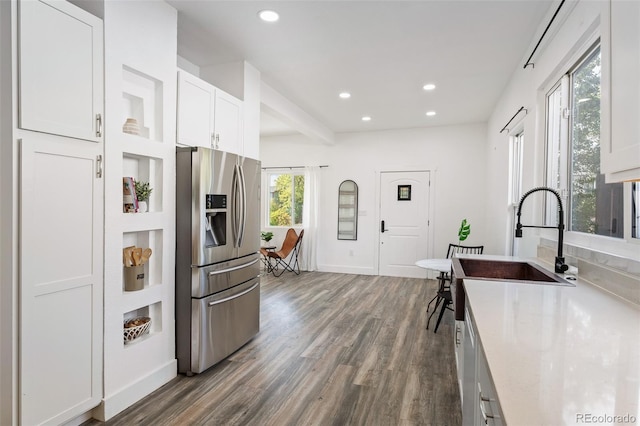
[
  {"x1": 569, "y1": 47, "x2": 623, "y2": 237},
  {"x1": 269, "y1": 173, "x2": 305, "y2": 226}
]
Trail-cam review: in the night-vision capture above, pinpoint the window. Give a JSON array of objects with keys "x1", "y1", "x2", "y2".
[
  {"x1": 545, "y1": 43, "x2": 624, "y2": 238},
  {"x1": 267, "y1": 172, "x2": 305, "y2": 227},
  {"x1": 509, "y1": 131, "x2": 524, "y2": 255},
  {"x1": 510, "y1": 131, "x2": 524, "y2": 205}
]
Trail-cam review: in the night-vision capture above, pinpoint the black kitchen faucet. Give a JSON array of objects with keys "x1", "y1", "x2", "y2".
[{"x1": 515, "y1": 186, "x2": 569, "y2": 274}]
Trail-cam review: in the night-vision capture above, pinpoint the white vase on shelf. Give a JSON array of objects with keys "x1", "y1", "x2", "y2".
[
  {"x1": 122, "y1": 118, "x2": 140, "y2": 135},
  {"x1": 138, "y1": 201, "x2": 148, "y2": 213}
]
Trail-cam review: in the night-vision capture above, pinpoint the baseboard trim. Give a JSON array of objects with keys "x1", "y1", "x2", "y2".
[
  {"x1": 93, "y1": 359, "x2": 177, "y2": 421},
  {"x1": 316, "y1": 264, "x2": 377, "y2": 275}
]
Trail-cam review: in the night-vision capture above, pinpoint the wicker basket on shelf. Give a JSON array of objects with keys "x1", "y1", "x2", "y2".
[{"x1": 123, "y1": 316, "x2": 151, "y2": 344}]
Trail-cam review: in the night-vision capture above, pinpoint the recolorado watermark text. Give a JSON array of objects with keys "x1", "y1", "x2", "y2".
[{"x1": 576, "y1": 413, "x2": 637, "y2": 424}]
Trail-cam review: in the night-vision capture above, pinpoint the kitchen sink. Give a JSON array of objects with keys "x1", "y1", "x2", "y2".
[
  {"x1": 450, "y1": 257, "x2": 574, "y2": 321},
  {"x1": 452, "y1": 257, "x2": 574, "y2": 286}
]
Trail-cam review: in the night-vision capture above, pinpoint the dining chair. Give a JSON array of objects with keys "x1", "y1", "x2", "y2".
[
  {"x1": 427, "y1": 243, "x2": 484, "y2": 332},
  {"x1": 262, "y1": 228, "x2": 304, "y2": 277}
]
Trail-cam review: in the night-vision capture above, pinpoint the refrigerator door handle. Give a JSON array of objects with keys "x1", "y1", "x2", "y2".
[
  {"x1": 207, "y1": 281, "x2": 259, "y2": 307},
  {"x1": 232, "y1": 163, "x2": 241, "y2": 247},
  {"x1": 206, "y1": 258, "x2": 259, "y2": 276},
  {"x1": 238, "y1": 164, "x2": 247, "y2": 247}
]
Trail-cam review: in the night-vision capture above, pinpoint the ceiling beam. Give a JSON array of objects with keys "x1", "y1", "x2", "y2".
[{"x1": 260, "y1": 82, "x2": 335, "y2": 145}]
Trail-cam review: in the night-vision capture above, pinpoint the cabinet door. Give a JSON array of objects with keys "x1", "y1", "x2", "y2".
[
  {"x1": 463, "y1": 307, "x2": 478, "y2": 424},
  {"x1": 476, "y1": 349, "x2": 504, "y2": 426},
  {"x1": 18, "y1": 0, "x2": 103, "y2": 142},
  {"x1": 20, "y1": 136, "x2": 103, "y2": 425},
  {"x1": 214, "y1": 89, "x2": 244, "y2": 155},
  {"x1": 601, "y1": 0, "x2": 640, "y2": 181},
  {"x1": 177, "y1": 71, "x2": 215, "y2": 148},
  {"x1": 454, "y1": 320, "x2": 465, "y2": 401}
]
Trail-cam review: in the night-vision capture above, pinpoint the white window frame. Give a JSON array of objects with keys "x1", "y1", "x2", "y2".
[
  {"x1": 508, "y1": 128, "x2": 525, "y2": 255},
  {"x1": 539, "y1": 32, "x2": 639, "y2": 257},
  {"x1": 544, "y1": 77, "x2": 570, "y2": 227},
  {"x1": 509, "y1": 130, "x2": 525, "y2": 207},
  {"x1": 264, "y1": 170, "x2": 305, "y2": 228}
]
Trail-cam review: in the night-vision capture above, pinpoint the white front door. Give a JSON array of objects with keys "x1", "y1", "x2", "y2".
[{"x1": 379, "y1": 171, "x2": 430, "y2": 277}]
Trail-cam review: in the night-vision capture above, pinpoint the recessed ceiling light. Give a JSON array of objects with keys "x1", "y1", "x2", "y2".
[
  {"x1": 258, "y1": 10, "x2": 279, "y2": 22},
  {"x1": 339, "y1": 92, "x2": 351, "y2": 99},
  {"x1": 426, "y1": 111, "x2": 436, "y2": 117},
  {"x1": 423, "y1": 83, "x2": 436, "y2": 91},
  {"x1": 362, "y1": 116, "x2": 371, "y2": 122}
]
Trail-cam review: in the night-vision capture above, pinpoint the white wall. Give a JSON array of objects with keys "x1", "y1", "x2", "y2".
[{"x1": 260, "y1": 123, "x2": 488, "y2": 275}]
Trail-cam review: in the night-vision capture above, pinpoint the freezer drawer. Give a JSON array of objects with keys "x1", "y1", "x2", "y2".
[
  {"x1": 190, "y1": 278, "x2": 260, "y2": 374},
  {"x1": 191, "y1": 253, "x2": 260, "y2": 298}
]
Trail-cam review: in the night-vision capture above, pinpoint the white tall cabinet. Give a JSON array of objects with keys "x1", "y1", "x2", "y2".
[
  {"x1": 16, "y1": 1, "x2": 104, "y2": 424},
  {"x1": 601, "y1": 0, "x2": 640, "y2": 182},
  {"x1": 98, "y1": 1, "x2": 177, "y2": 420}
]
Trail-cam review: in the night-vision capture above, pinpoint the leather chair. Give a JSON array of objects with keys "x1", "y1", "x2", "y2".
[{"x1": 260, "y1": 228, "x2": 304, "y2": 277}]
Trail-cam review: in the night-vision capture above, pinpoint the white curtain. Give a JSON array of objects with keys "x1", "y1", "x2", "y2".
[{"x1": 302, "y1": 166, "x2": 321, "y2": 271}]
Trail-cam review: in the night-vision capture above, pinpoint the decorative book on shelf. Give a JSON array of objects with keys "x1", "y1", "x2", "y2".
[{"x1": 123, "y1": 177, "x2": 139, "y2": 213}]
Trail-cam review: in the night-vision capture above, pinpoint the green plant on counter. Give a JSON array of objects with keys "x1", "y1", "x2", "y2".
[
  {"x1": 134, "y1": 181, "x2": 153, "y2": 202},
  {"x1": 261, "y1": 231, "x2": 274, "y2": 242}
]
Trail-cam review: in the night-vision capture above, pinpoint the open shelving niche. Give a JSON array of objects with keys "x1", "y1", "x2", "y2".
[
  {"x1": 122, "y1": 151, "x2": 164, "y2": 213},
  {"x1": 122, "y1": 229, "x2": 163, "y2": 292},
  {"x1": 122, "y1": 65, "x2": 163, "y2": 142},
  {"x1": 118, "y1": 64, "x2": 167, "y2": 350},
  {"x1": 122, "y1": 301, "x2": 163, "y2": 347}
]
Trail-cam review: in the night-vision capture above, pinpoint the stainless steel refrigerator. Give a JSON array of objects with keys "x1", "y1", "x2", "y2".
[{"x1": 176, "y1": 147, "x2": 261, "y2": 375}]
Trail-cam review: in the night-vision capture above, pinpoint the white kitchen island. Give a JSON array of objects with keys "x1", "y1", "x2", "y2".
[{"x1": 461, "y1": 255, "x2": 640, "y2": 425}]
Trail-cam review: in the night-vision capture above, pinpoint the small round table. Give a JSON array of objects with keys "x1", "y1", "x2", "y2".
[
  {"x1": 260, "y1": 245, "x2": 277, "y2": 272},
  {"x1": 415, "y1": 258, "x2": 451, "y2": 276},
  {"x1": 415, "y1": 258, "x2": 452, "y2": 313}
]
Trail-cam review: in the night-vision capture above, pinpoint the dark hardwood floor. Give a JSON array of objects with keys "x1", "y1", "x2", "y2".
[{"x1": 88, "y1": 271, "x2": 462, "y2": 425}]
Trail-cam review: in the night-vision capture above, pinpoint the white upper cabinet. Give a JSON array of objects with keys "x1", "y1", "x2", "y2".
[
  {"x1": 177, "y1": 71, "x2": 215, "y2": 148},
  {"x1": 177, "y1": 70, "x2": 243, "y2": 154},
  {"x1": 601, "y1": 0, "x2": 640, "y2": 182},
  {"x1": 214, "y1": 89, "x2": 244, "y2": 155},
  {"x1": 18, "y1": 0, "x2": 103, "y2": 143}
]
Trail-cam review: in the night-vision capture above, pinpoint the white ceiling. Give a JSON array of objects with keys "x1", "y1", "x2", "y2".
[{"x1": 167, "y1": 0, "x2": 554, "y2": 137}]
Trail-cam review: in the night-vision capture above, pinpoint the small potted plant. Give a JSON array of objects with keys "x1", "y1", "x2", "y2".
[
  {"x1": 261, "y1": 231, "x2": 274, "y2": 246},
  {"x1": 134, "y1": 180, "x2": 153, "y2": 213}
]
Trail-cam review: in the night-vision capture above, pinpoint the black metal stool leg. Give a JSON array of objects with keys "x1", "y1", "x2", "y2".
[
  {"x1": 433, "y1": 300, "x2": 450, "y2": 333},
  {"x1": 426, "y1": 296, "x2": 443, "y2": 329},
  {"x1": 427, "y1": 272, "x2": 446, "y2": 312}
]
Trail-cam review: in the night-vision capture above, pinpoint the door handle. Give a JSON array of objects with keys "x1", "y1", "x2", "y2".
[
  {"x1": 208, "y1": 281, "x2": 259, "y2": 307},
  {"x1": 381, "y1": 220, "x2": 387, "y2": 233},
  {"x1": 96, "y1": 113, "x2": 102, "y2": 137},
  {"x1": 232, "y1": 164, "x2": 241, "y2": 247},
  {"x1": 207, "y1": 258, "x2": 259, "y2": 276},
  {"x1": 238, "y1": 164, "x2": 247, "y2": 246}
]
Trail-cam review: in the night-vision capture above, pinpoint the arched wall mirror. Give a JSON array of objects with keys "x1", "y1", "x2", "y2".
[{"x1": 338, "y1": 180, "x2": 358, "y2": 240}]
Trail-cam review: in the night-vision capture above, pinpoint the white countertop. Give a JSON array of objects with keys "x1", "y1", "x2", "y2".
[{"x1": 461, "y1": 255, "x2": 640, "y2": 425}]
